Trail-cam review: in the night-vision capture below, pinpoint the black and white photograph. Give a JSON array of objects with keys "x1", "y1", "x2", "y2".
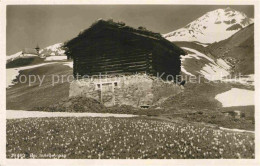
[{"x1": 0, "y1": 0, "x2": 260, "y2": 165}]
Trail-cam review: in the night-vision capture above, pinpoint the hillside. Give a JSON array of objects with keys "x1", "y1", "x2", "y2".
[
  {"x1": 6, "y1": 63, "x2": 72, "y2": 110},
  {"x1": 172, "y1": 44, "x2": 231, "y2": 81},
  {"x1": 172, "y1": 23, "x2": 254, "y2": 82},
  {"x1": 207, "y1": 23, "x2": 254, "y2": 75},
  {"x1": 164, "y1": 7, "x2": 253, "y2": 44}
]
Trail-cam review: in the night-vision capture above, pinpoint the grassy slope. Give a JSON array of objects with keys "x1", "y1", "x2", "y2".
[
  {"x1": 31, "y1": 79, "x2": 254, "y2": 130},
  {"x1": 207, "y1": 24, "x2": 254, "y2": 75},
  {"x1": 160, "y1": 81, "x2": 254, "y2": 130},
  {"x1": 6, "y1": 63, "x2": 72, "y2": 110},
  {"x1": 171, "y1": 40, "x2": 254, "y2": 130}
]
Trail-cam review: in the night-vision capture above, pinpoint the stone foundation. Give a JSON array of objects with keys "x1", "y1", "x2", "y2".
[{"x1": 69, "y1": 74, "x2": 181, "y2": 107}]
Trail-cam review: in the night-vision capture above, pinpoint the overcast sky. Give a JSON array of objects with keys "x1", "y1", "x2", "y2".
[{"x1": 7, "y1": 5, "x2": 254, "y2": 55}]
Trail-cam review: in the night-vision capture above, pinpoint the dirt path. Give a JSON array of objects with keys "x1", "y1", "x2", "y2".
[
  {"x1": 6, "y1": 110, "x2": 254, "y2": 135},
  {"x1": 6, "y1": 110, "x2": 139, "y2": 119},
  {"x1": 219, "y1": 127, "x2": 254, "y2": 134}
]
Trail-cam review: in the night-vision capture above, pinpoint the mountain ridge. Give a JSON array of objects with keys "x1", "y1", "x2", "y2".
[{"x1": 164, "y1": 7, "x2": 253, "y2": 44}]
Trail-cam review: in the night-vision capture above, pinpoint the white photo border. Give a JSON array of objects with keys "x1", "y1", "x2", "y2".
[{"x1": 0, "y1": 0, "x2": 259, "y2": 166}]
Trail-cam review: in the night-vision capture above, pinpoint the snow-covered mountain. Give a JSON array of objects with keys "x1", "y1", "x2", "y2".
[
  {"x1": 39, "y1": 43, "x2": 65, "y2": 56},
  {"x1": 164, "y1": 7, "x2": 253, "y2": 44}
]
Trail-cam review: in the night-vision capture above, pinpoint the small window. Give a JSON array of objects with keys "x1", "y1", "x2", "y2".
[
  {"x1": 114, "y1": 82, "x2": 118, "y2": 87},
  {"x1": 140, "y1": 105, "x2": 149, "y2": 109},
  {"x1": 97, "y1": 84, "x2": 100, "y2": 89}
]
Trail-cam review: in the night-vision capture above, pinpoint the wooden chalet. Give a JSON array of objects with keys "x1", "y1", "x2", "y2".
[{"x1": 64, "y1": 19, "x2": 185, "y2": 80}]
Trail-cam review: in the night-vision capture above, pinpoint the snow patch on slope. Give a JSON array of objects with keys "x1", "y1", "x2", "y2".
[
  {"x1": 215, "y1": 88, "x2": 254, "y2": 107},
  {"x1": 6, "y1": 62, "x2": 57, "y2": 88},
  {"x1": 45, "y1": 56, "x2": 67, "y2": 61},
  {"x1": 193, "y1": 42, "x2": 209, "y2": 47},
  {"x1": 63, "y1": 62, "x2": 73, "y2": 68},
  {"x1": 182, "y1": 47, "x2": 215, "y2": 63},
  {"x1": 222, "y1": 74, "x2": 254, "y2": 86},
  {"x1": 164, "y1": 7, "x2": 253, "y2": 43},
  {"x1": 6, "y1": 51, "x2": 22, "y2": 62},
  {"x1": 216, "y1": 59, "x2": 231, "y2": 70},
  {"x1": 6, "y1": 110, "x2": 138, "y2": 119},
  {"x1": 199, "y1": 63, "x2": 230, "y2": 81},
  {"x1": 181, "y1": 47, "x2": 231, "y2": 80}
]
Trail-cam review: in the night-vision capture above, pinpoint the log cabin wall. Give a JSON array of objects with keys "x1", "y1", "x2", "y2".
[
  {"x1": 151, "y1": 43, "x2": 181, "y2": 80},
  {"x1": 71, "y1": 28, "x2": 154, "y2": 78}
]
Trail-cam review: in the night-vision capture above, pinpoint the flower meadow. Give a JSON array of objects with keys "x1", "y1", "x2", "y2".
[{"x1": 6, "y1": 117, "x2": 254, "y2": 159}]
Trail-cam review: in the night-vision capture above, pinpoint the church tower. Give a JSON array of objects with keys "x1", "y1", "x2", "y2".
[{"x1": 35, "y1": 44, "x2": 40, "y2": 55}]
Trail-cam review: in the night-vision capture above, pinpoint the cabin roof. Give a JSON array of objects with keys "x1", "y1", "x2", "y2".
[
  {"x1": 66, "y1": 19, "x2": 161, "y2": 44},
  {"x1": 64, "y1": 19, "x2": 185, "y2": 56}
]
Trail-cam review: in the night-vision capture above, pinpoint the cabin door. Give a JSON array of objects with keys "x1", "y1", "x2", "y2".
[{"x1": 99, "y1": 83, "x2": 115, "y2": 107}]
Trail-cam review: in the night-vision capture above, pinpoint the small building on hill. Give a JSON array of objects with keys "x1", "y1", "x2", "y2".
[
  {"x1": 21, "y1": 46, "x2": 40, "y2": 58},
  {"x1": 65, "y1": 19, "x2": 185, "y2": 107}
]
